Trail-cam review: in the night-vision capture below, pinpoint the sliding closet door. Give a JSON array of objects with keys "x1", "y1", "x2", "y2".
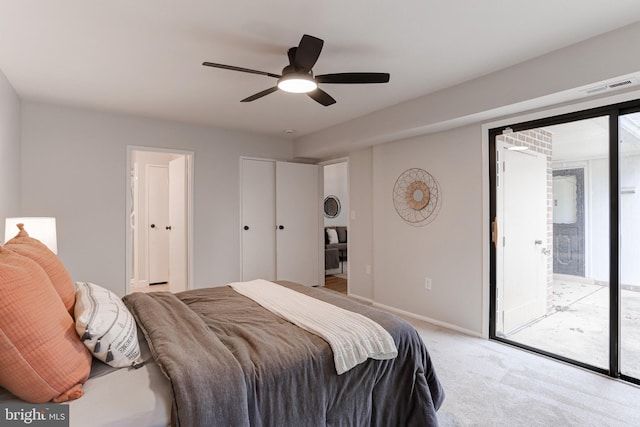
[
  {"x1": 241, "y1": 159, "x2": 322, "y2": 286},
  {"x1": 241, "y1": 158, "x2": 276, "y2": 281},
  {"x1": 276, "y1": 161, "x2": 321, "y2": 286}
]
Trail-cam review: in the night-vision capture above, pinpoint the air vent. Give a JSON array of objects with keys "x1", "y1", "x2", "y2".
[
  {"x1": 608, "y1": 79, "x2": 633, "y2": 89},
  {"x1": 583, "y1": 78, "x2": 638, "y2": 94}
]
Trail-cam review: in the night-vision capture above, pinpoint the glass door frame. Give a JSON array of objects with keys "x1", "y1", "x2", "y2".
[{"x1": 489, "y1": 98, "x2": 640, "y2": 385}]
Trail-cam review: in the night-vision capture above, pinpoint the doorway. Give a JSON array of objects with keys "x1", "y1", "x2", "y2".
[
  {"x1": 323, "y1": 160, "x2": 349, "y2": 294},
  {"x1": 126, "y1": 148, "x2": 193, "y2": 294},
  {"x1": 553, "y1": 168, "x2": 586, "y2": 277}
]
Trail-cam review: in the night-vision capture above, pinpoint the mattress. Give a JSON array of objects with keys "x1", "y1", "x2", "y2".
[
  {"x1": 67, "y1": 359, "x2": 171, "y2": 427},
  {"x1": 0, "y1": 331, "x2": 171, "y2": 427}
]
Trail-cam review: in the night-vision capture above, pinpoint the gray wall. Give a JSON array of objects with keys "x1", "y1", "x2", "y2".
[
  {"x1": 0, "y1": 69, "x2": 21, "y2": 241},
  {"x1": 372, "y1": 125, "x2": 483, "y2": 334},
  {"x1": 20, "y1": 102, "x2": 293, "y2": 296},
  {"x1": 347, "y1": 148, "x2": 374, "y2": 300}
]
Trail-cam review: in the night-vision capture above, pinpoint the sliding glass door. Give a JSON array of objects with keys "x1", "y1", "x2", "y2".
[
  {"x1": 490, "y1": 100, "x2": 640, "y2": 384},
  {"x1": 619, "y1": 110, "x2": 640, "y2": 380}
]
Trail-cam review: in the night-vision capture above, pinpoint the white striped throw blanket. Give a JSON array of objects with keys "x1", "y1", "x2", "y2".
[{"x1": 229, "y1": 279, "x2": 398, "y2": 374}]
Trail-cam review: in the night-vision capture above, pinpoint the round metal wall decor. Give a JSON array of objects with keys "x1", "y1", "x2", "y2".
[
  {"x1": 324, "y1": 195, "x2": 341, "y2": 218},
  {"x1": 393, "y1": 168, "x2": 441, "y2": 226}
]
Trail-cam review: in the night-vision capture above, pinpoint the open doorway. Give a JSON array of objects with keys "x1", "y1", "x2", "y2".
[
  {"x1": 323, "y1": 160, "x2": 348, "y2": 294},
  {"x1": 553, "y1": 168, "x2": 586, "y2": 277},
  {"x1": 126, "y1": 148, "x2": 193, "y2": 294}
]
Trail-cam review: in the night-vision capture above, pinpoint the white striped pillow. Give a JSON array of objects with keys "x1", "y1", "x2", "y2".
[{"x1": 74, "y1": 282, "x2": 143, "y2": 368}]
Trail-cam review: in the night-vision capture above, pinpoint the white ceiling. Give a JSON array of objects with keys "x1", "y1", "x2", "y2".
[
  {"x1": 1, "y1": 1, "x2": 640, "y2": 140},
  {"x1": 549, "y1": 113, "x2": 640, "y2": 162}
]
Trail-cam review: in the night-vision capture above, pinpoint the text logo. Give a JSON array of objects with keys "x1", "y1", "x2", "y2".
[{"x1": 1, "y1": 404, "x2": 69, "y2": 426}]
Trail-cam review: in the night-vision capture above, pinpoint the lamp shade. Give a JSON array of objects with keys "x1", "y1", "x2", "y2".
[{"x1": 4, "y1": 217, "x2": 58, "y2": 254}]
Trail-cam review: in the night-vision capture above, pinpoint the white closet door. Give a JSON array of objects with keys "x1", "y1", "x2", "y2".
[
  {"x1": 169, "y1": 156, "x2": 188, "y2": 292},
  {"x1": 241, "y1": 159, "x2": 276, "y2": 281},
  {"x1": 276, "y1": 161, "x2": 321, "y2": 286}
]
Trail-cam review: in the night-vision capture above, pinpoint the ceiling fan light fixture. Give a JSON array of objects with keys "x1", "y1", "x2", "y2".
[
  {"x1": 203, "y1": 34, "x2": 390, "y2": 105},
  {"x1": 277, "y1": 74, "x2": 317, "y2": 93}
]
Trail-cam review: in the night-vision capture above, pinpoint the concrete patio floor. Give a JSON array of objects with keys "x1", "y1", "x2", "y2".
[{"x1": 506, "y1": 279, "x2": 640, "y2": 378}]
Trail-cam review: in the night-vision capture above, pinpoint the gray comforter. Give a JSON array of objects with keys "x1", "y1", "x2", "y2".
[{"x1": 123, "y1": 281, "x2": 444, "y2": 427}]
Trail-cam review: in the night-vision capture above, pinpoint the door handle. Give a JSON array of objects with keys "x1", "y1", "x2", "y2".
[
  {"x1": 166, "y1": 226, "x2": 172, "y2": 230},
  {"x1": 150, "y1": 224, "x2": 156, "y2": 228},
  {"x1": 278, "y1": 225, "x2": 284, "y2": 230},
  {"x1": 492, "y1": 220, "x2": 498, "y2": 248},
  {"x1": 243, "y1": 225, "x2": 249, "y2": 231}
]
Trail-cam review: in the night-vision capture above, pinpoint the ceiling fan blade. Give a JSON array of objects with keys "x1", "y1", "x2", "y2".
[
  {"x1": 241, "y1": 86, "x2": 279, "y2": 102},
  {"x1": 294, "y1": 34, "x2": 324, "y2": 71},
  {"x1": 202, "y1": 62, "x2": 281, "y2": 79},
  {"x1": 315, "y1": 73, "x2": 390, "y2": 84},
  {"x1": 307, "y1": 88, "x2": 336, "y2": 106}
]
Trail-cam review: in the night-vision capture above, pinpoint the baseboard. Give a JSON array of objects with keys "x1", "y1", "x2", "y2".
[
  {"x1": 371, "y1": 302, "x2": 483, "y2": 338},
  {"x1": 346, "y1": 293, "x2": 373, "y2": 304}
]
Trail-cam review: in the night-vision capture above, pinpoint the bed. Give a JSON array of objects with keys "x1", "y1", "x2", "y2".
[{"x1": 1, "y1": 280, "x2": 444, "y2": 426}]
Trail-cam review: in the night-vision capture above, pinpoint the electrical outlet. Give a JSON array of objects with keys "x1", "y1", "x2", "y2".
[{"x1": 424, "y1": 277, "x2": 432, "y2": 291}]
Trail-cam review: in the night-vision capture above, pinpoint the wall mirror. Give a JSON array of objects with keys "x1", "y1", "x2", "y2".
[{"x1": 324, "y1": 195, "x2": 341, "y2": 218}]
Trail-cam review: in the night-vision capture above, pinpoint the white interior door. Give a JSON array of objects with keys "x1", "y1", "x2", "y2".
[
  {"x1": 241, "y1": 159, "x2": 276, "y2": 281},
  {"x1": 497, "y1": 142, "x2": 548, "y2": 333},
  {"x1": 131, "y1": 162, "x2": 140, "y2": 286},
  {"x1": 169, "y1": 156, "x2": 187, "y2": 292},
  {"x1": 276, "y1": 161, "x2": 321, "y2": 286},
  {"x1": 147, "y1": 165, "x2": 170, "y2": 284}
]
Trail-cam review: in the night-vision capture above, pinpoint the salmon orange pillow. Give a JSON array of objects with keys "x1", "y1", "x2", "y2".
[
  {"x1": 0, "y1": 246, "x2": 91, "y2": 403},
  {"x1": 4, "y1": 223, "x2": 75, "y2": 313}
]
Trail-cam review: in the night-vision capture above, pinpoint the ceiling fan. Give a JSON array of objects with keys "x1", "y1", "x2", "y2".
[{"x1": 202, "y1": 34, "x2": 390, "y2": 106}]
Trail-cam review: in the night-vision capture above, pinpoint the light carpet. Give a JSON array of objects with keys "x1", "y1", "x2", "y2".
[{"x1": 402, "y1": 316, "x2": 640, "y2": 426}]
